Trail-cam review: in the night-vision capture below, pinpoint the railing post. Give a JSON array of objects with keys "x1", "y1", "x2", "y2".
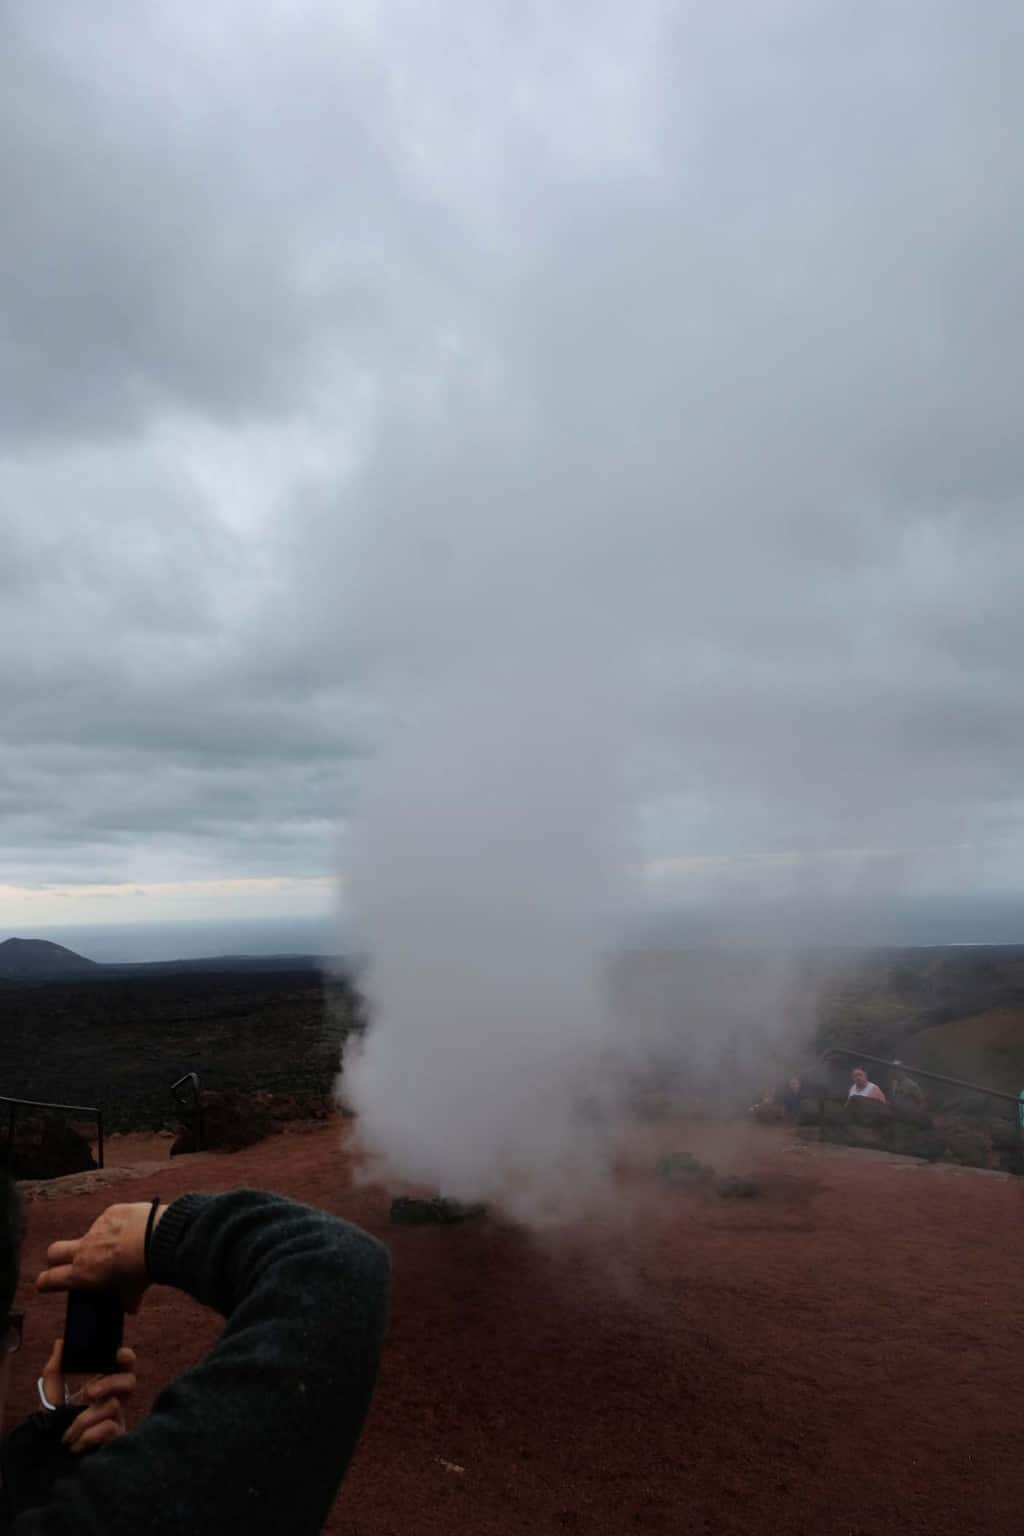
[{"x1": 170, "y1": 1073, "x2": 203, "y2": 1152}]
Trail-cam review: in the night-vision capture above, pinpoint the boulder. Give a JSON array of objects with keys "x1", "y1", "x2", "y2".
[
  {"x1": 656, "y1": 1152, "x2": 713, "y2": 1188},
  {"x1": 989, "y1": 1121, "x2": 1022, "y2": 1153},
  {"x1": 796, "y1": 1098, "x2": 825, "y2": 1126},
  {"x1": 888, "y1": 1125, "x2": 944, "y2": 1161},
  {"x1": 249, "y1": 1092, "x2": 333, "y2": 1123},
  {"x1": 1, "y1": 1115, "x2": 97, "y2": 1180},
  {"x1": 940, "y1": 1128, "x2": 991, "y2": 1169},
  {"x1": 389, "y1": 1197, "x2": 486, "y2": 1226},
  {"x1": 944, "y1": 1092, "x2": 995, "y2": 1120},
  {"x1": 889, "y1": 1101, "x2": 934, "y2": 1130},
  {"x1": 716, "y1": 1175, "x2": 762, "y2": 1199},
  {"x1": 847, "y1": 1125, "x2": 887, "y2": 1150},
  {"x1": 846, "y1": 1096, "x2": 892, "y2": 1130},
  {"x1": 170, "y1": 1090, "x2": 275, "y2": 1156},
  {"x1": 252, "y1": 1091, "x2": 298, "y2": 1122}
]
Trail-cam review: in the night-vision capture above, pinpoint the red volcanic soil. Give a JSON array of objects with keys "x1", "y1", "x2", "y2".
[{"x1": 7, "y1": 1121, "x2": 1024, "y2": 1536}]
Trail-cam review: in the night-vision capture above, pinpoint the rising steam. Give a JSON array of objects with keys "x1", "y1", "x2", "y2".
[{"x1": 345, "y1": 643, "x2": 629, "y2": 1222}]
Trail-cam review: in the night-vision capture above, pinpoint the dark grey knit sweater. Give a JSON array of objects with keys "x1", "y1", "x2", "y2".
[{"x1": 7, "y1": 1189, "x2": 390, "y2": 1534}]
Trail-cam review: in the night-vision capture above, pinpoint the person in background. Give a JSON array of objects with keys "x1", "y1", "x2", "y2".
[
  {"x1": 890, "y1": 1066, "x2": 925, "y2": 1108},
  {"x1": 847, "y1": 1066, "x2": 887, "y2": 1104},
  {"x1": 0, "y1": 1174, "x2": 390, "y2": 1533},
  {"x1": 776, "y1": 1075, "x2": 804, "y2": 1118}
]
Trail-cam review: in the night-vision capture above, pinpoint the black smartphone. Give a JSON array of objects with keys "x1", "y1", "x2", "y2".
[{"x1": 62, "y1": 1289, "x2": 124, "y2": 1375}]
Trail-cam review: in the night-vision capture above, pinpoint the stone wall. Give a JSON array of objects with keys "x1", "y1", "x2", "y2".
[{"x1": 793, "y1": 1094, "x2": 1023, "y2": 1172}]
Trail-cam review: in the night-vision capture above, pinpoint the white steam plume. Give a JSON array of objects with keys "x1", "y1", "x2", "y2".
[
  {"x1": 346, "y1": 637, "x2": 630, "y2": 1222},
  {"x1": 325, "y1": 3, "x2": 1003, "y2": 1216}
]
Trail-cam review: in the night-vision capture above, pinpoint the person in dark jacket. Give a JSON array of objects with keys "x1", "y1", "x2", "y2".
[
  {"x1": 0, "y1": 1173, "x2": 390, "y2": 1533},
  {"x1": 1, "y1": 1327, "x2": 139, "y2": 1525},
  {"x1": 0, "y1": 1176, "x2": 128, "y2": 1526}
]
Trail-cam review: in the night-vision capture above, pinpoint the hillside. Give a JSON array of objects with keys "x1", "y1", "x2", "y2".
[
  {"x1": 0, "y1": 940, "x2": 329, "y2": 990},
  {"x1": 0, "y1": 968, "x2": 362, "y2": 1129},
  {"x1": 608, "y1": 944, "x2": 1024, "y2": 1109},
  {"x1": 814, "y1": 946, "x2": 1024, "y2": 1093},
  {"x1": 0, "y1": 937, "x2": 98, "y2": 980}
]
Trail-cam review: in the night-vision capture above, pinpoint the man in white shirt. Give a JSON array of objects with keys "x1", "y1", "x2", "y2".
[{"x1": 848, "y1": 1066, "x2": 887, "y2": 1103}]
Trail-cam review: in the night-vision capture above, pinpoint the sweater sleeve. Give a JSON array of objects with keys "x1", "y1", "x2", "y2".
[
  {"x1": 12, "y1": 1189, "x2": 391, "y2": 1536},
  {"x1": 1, "y1": 1408, "x2": 79, "y2": 1522}
]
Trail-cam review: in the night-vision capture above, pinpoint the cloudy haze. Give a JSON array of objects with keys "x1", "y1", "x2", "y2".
[{"x1": 3, "y1": 1, "x2": 1024, "y2": 944}]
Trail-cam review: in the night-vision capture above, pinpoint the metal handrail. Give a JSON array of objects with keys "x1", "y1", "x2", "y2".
[
  {"x1": 817, "y1": 1048, "x2": 1023, "y2": 1166},
  {"x1": 819, "y1": 1048, "x2": 1021, "y2": 1107},
  {"x1": 0, "y1": 1095, "x2": 104, "y2": 1170},
  {"x1": 171, "y1": 1073, "x2": 203, "y2": 1151},
  {"x1": 170, "y1": 1072, "x2": 200, "y2": 1106}
]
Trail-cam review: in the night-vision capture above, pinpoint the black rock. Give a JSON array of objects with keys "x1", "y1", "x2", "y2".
[
  {"x1": 389, "y1": 1196, "x2": 486, "y2": 1226},
  {"x1": 656, "y1": 1152, "x2": 712, "y2": 1188},
  {"x1": 0, "y1": 1115, "x2": 96, "y2": 1180},
  {"x1": 716, "y1": 1175, "x2": 762, "y2": 1199}
]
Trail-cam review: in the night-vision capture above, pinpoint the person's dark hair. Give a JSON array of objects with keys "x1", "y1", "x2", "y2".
[{"x1": 0, "y1": 1170, "x2": 23, "y2": 1320}]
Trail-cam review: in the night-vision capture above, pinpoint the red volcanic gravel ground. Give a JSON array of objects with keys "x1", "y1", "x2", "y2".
[{"x1": 6, "y1": 1120, "x2": 1024, "y2": 1535}]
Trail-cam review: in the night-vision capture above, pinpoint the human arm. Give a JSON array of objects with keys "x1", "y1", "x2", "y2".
[
  {"x1": 41, "y1": 1339, "x2": 139, "y2": 1454},
  {"x1": 0, "y1": 1345, "x2": 137, "y2": 1521},
  {"x1": 18, "y1": 1190, "x2": 390, "y2": 1535}
]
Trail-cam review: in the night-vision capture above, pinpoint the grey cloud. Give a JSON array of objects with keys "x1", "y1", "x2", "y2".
[
  {"x1": 2, "y1": 1, "x2": 1024, "y2": 919},
  {"x1": 0, "y1": 3, "x2": 442, "y2": 444}
]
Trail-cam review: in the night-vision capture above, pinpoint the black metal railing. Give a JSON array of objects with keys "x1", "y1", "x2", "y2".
[
  {"x1": 819, "y1": 1047, "x2": 1022, "y2": 1111},
  {"x1": 816, "y1": 1047, "x2": 1023, "y2": 1160},
  {"x1": 0, "y1": 1095, "x2": 105, "y2": 1170},
  {"x1": 171, "y1": 1072, "x2": 203, "y2": 1151}
]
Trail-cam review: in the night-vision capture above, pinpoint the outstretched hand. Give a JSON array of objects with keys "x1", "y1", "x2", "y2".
[
  {"x1": 37, "y1": 1201, "x2": 168, "y2": 1314},
  {"x1": 41, "y1": 1338, "x2": 139, "y2": 1455}
]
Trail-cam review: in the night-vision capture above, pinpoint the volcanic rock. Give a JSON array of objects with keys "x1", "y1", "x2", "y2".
[
  {"x1": 389, "y1": 1197, "x2": 486, "y2": 1226},
  {"x1": 657, "y1": 1152, "x2": 713, "y2": 1188},
  {"x1": 170, "y1": 1089, "x2": 275, "y2": 1155},
  {"x1": 716, "y1": 1175, "x2": 762, "y2": 1199},
  {"x1": 989, "y1": 1120, "x2": 1022, "y2": 1152},
  {"x1": 751, "y1": 1100, "x2": 784, "y2": 1124},
  {"x1": 846, "y1": 1096, "x2": 892, "y2": 1130},
  {"x1": 940, "y1": 1126, "x2": 990, "y2": 1168},
  {"x1": 887, "y1": 1124, "x2": 945, "y2": 1161},
  {"x1": 1, "y1": 1115, "x2": 97, "y2": 1180}
]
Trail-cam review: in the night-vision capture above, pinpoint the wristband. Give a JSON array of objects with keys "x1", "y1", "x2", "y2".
[
  {"x1": 143, "y1": 1196, "x2": 162, "y2": 1277},
  {"x1": 38, "y1": 1376, "x2": 72, "y2": 1411}
]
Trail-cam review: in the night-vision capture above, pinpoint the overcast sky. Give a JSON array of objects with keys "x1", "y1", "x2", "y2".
[{"x1": 3, "y1": 1, "x2": 1024, "y2": 942}]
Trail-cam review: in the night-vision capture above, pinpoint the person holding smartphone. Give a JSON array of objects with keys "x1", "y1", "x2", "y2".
[
  {"x1": 2, "y1": 1330, "x2": 139, "y2": 1522},
  {"x1": 0, "y1": 1174, "x2": 390, "y2": 1534}
]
